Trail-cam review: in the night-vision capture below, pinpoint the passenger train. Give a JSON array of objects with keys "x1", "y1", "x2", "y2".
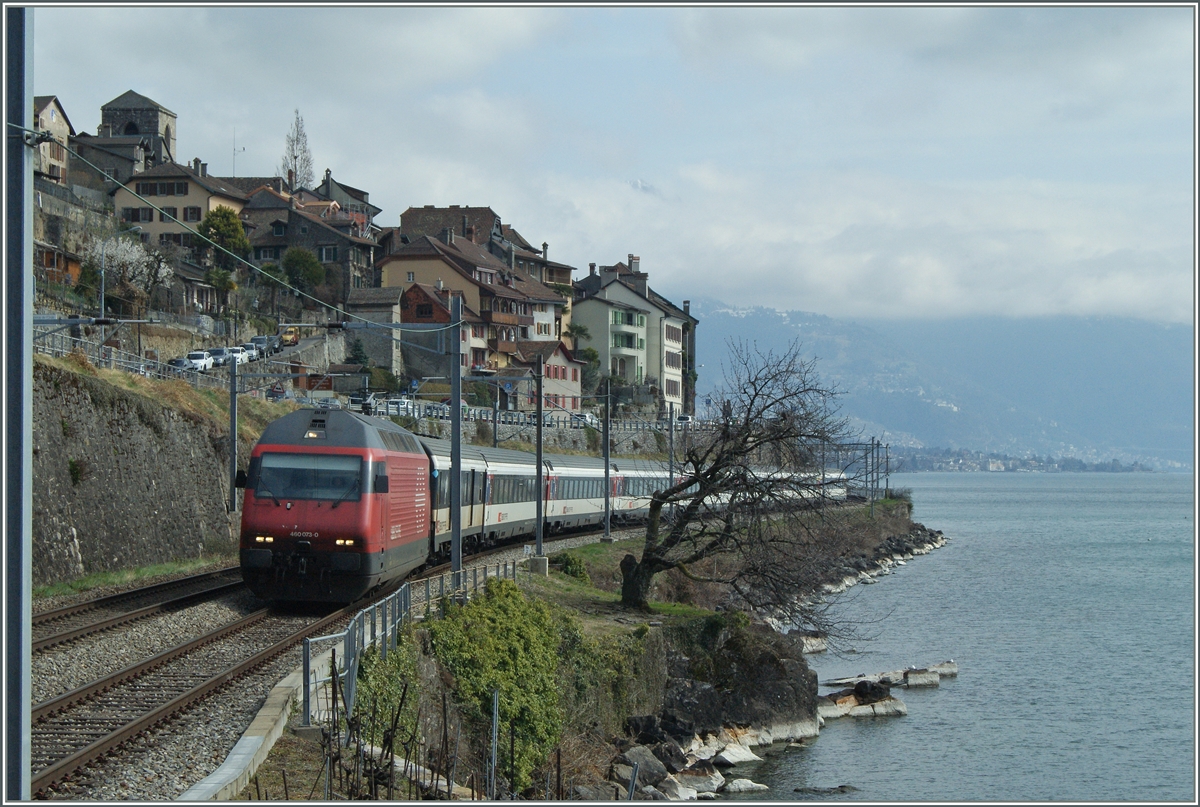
[{"x1": 237, "y1": 407, "x2": 845, "y2": 602}]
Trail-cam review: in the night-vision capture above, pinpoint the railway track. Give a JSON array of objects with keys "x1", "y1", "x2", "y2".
[
  {"x1": 32, "y1": 568, "x2": 244, "y2": 653},
  {"x1": 30, "y1": 599, "x2": 359, "y2": 797}
]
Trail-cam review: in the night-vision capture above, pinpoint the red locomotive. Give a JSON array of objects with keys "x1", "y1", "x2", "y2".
[{"x1": 237, "y1": 408, "x2": 430, "y2": 602}]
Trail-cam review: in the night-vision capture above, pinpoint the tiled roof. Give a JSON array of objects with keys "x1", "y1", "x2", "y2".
[
  {"x1": 216, "y1": 176, "x2": 286, "y2": 194},
  {"x1": 513, "y1": 340, "x2": 581, "y2": 366},
  {"x1": 400, "y1": 206, "x2": 500, "y2": 244},
  {"x1": 102, "y1": 90, "x2": 175, "y2": 116},
  {"x1": 127, "y1": 162, "x2": 248, "y2": 201},
  {"x1": 347, "y1": 287, "x2": 404, "y2": 306},
  {"x1": 405, "y1": 283, "x2": 483, "y2": 322}
]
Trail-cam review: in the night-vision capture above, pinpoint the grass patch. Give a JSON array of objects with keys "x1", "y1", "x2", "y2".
[
  {"x1": 33, "y1": 556, "x2": 234, "y2": 600},
  {"x1": 37, "y1": 352, "x2": 295, "y2": 444}
]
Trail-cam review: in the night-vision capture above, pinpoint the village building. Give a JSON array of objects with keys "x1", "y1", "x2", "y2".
[{"x1": 572, "y1": 255, "x2": 698, "y2": 414}]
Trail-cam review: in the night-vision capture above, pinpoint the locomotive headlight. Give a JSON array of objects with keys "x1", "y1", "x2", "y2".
[
  {"x1": 255, "y1": 535, "x2": 273, "y2": 543},
  {"x1": 335, "y1": 539, "x2": 356, "y2": 547},
  {"x1": 335, "y1": 539, "x2": 344, "y2": 545}
]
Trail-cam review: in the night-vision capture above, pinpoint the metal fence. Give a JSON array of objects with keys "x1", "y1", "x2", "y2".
[{"x1": 301, "y1": 557, "x2": 525, "y2": 728}]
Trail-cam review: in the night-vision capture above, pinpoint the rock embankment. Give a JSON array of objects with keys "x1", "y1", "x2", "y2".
[
  {"x1": 817, "y1": 522, "x2": 948, "y2": 597},
  {"x1": 32, "y1": 358, "x2": 252, "y2": 586}
]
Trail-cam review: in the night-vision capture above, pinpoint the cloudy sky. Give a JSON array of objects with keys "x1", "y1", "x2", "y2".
[{"x1": 33, "y1": 5, "x2": 1195, "y2": 323}]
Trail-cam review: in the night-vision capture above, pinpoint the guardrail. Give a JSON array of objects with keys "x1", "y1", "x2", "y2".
[
  {"x1": 301, "y1": 557, "x2": 524, "y2": 728},
  {"x1": 373, "y1": 397, "x2": 717, "y2": 433}
]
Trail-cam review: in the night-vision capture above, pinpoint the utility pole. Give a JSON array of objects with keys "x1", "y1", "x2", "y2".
[
  {"x1": 6, "y1": 7, "x2": 34, "y2": 797},
  {"x1": 667, "y1": 401, "x2": 675, "y2": 523},
  {"x1": 535, "y1": 358, "x2": 544, "y2": 556},
  {"x1": 228, "y1": 356, "x2": 238, "y2": 512},
  {"x1": 450, "y1": 296, "x2": 462, "y2": 590},
  {"x1": 603, "y1": 376, "x2": 611, "y2": 541},
  {"x1": 492, "y1": 382, "x2": 499, "y2": 448}
]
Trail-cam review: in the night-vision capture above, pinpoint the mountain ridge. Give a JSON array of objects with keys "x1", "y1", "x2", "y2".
[{"x1": 683, "y1": 297, "x2": 1192, "y2": 470}]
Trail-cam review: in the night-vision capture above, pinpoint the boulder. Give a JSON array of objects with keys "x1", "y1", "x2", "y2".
[
  {"x1": 655, "y1": 775, "x2": 698, "y2": 801},
  {"x1": 903, "y1": 668, "x2": 939, "y2": 687},
  {"x1": 929, "y1": 660, "x2": 958, "y2": 677},
  {"x1": 695, "y1": 792, "x2": 718, "y2": 800},
  {"x1": 847, "y1": 696, "x2": 907, "y2": 717},
  {"x1": 617, "y1": 745, "x2": 669, "y2": 786},
  {"x1": 675, "y1": 761, "x2": 725, "y2": 793},
  {"x1": 576, "y1": 783, "x2": 624, "y2": 801},
  {"x1": 651, "y1": 739, "x2": 689, "y2": 773},
  {"x1": 640, "y1": 785, "x2": 670, "y2": 800},
  {"x1": 713, "y1": 743, "x2": 763, "y2": 766},
  {"x1": 627, "y1": 714, "x2": 669, "y2": 745},
  {"x1": 722, "y1": 778, "x2": 769, "y2": 793},
  {"x1": 853, "y1": 679, "x2": 891, "y2": 703}
]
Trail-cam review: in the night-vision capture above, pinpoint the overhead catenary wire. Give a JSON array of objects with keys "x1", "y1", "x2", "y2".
[{"x1": 11, "y1": 122, "x2": 461, "y2": 344}]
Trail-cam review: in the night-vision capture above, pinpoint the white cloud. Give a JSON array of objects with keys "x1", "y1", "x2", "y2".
[{"x1": 29, "y1": 6, "x2": 1194, "y2": 325}]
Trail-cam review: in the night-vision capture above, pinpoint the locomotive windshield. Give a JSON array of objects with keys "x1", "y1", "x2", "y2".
[{"x1": 253, "y1": 453, "x2": 363, "y2": 502}]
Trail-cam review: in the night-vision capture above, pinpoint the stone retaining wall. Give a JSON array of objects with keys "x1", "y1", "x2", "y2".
[{"x1": 32, "y1": 360, "x2": 253, "y2": 586}]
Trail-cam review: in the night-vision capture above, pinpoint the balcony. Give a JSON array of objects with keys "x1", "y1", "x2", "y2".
[
  {"x1": 482, "y1": 310, "x2": 533, "y2": 327},
  {"x1": 489, "y1": 338, "x2": 517, "y2": 354}
]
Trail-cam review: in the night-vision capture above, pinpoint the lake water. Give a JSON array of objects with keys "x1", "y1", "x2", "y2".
[{"x1": 727, "y1": 472, "x2": 1195, "y2": 802}]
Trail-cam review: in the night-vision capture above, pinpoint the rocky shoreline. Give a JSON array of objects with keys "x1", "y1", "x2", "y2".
[{"x1": 586, "y1": 522, "x2": 951, "y2": 800}]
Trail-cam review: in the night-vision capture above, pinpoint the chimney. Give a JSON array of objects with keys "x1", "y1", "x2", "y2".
[
  {"x1": 193, "y1": 157, "x2": 201, "y2": 173},
  {"x1": 287, "y1": 169, "x2": 294, "y2": 191},
  {"x1": 589, "y1": 263, "x2": 596, "y2": 276},
  {"x1": 542, "y1": 242, "x2": 548, "y2": 261},
  {"x1": 443, "y1": 227, "x2": 454, "y2": 245},
  {"x1": 436, "y1": 278, "x2": 444, "y2": 291},
  {"x1": 200, "y1": 162, "x2": 207, "y2": 177},
  {"x1": 628, "y1": 254, "x2": 640, "y2": 273}
]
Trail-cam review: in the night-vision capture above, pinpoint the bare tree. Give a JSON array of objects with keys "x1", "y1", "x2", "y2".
[
  {"x1": 619, "y1": 339, "x2": 861, "y2": 633},
  {"x1": 278, "y1": 109, "x2": 315, "y2": 191}
]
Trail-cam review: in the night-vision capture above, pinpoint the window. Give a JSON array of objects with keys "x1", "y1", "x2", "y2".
[
  {"x1": 406, "y1": 272, "x2": 415, "y2": 282},
  {"x1": 123, "y1": 207, "x2": 155, "y2": 223},
  {"x1": 159, "y1": 206, "x2": 177, "y2": 222},
  {"x1": 47, "y1": 142, "x2": 65, "y2": 161},
  {"x1": 252, "y1": 453, "x2": 363, "y2": 502},
  {"x1": 255, "y1": 247, "x2": 280, "y2": 261},
  {"x1": 665, "y1": 379, "x2": 681, "y2": 397},
  {"x1": 665, "y1": 324, "x2": 683, "y2": 343},
  {"x1": 184, "y1": 207, "x2": 202, "y2": 222},
  {"x1": 319, "y1": 246, "x2": 338, "y2": 262},
  {"x1": 666, "y1": 351, "x2": 682, "y2": 370},
  {"x1": 103, "y1": 168, "x2": 117, "y2": 180},
  {"x1": 136, "y1": 182, "x2": 157, "y2": 196},
  {"x1": 300, "y1": 224, "x2": 308, "y2": 234},
  {"x1": 273, "y1": 223, "x2": 286, "y2": 237},
  {"x1": 572, "y1": 367, "x2": 578, "y2": 382},
  {"x1": 415, "y1": 304, "x2": 433, "y2": 318}
]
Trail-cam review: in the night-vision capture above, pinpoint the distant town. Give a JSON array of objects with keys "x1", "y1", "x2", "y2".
[{"x1": 890, "y1": 447, "x2": 1154, "y2": 473}]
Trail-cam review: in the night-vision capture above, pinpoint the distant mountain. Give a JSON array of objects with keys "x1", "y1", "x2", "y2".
[{"x1": 685, "y1": 298, "x2": 1193, "y2": 470}]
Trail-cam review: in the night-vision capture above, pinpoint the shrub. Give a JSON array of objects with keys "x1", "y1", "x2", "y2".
[
  {"x1": 552, "y1": 551, "x2": 590, "y2": 583},
  {"x1": 427, "y1": 579, "x2": 564, "y2": 792}
]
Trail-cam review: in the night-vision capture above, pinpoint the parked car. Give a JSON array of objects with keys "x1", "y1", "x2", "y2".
[
  {"x1": 241, "y1": 343, "x2": 260, "y2": 361},
  {"x1": 280, "y1": 326, "x2": 300, "y2": 347},
  {"x1": 250, "y1": 335, "x2": 273, "y2": 356},
  {"x1": 208, "y1": 347, "x2": 230, "y2": 367},
  {"x1": 228, "y1": 346, "x2": 249, "y2": 365},
  {"x1": 185, "y1": 351, "x2": 213, "y2": 372},
  {"x1": 166, "y1": 357, "x2": 192, "y2": 375},
  {"x1": 571, "y1": 412, "x2": 601, "y2": 429}
]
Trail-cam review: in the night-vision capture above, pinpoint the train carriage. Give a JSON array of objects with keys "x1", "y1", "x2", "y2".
[{"x1": 544, "y1": 454, "x2": 610, "y2": 532}]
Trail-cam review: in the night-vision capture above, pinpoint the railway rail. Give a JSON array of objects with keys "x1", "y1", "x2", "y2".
[
  {"x1": 32, "y1": 568, "x2": 244, "y2": 653},
  {"x1": 30, "y1": 598, "x2": 362, "y2": 797}
]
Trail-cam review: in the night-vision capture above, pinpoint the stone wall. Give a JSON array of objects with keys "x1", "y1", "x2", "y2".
[{"x1": 31, "y1": 360, "x2": 254, "y2": 586}]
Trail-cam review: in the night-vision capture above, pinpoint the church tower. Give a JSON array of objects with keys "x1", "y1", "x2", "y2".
[{"x1": 99, "y1": 90, "x2": 177, "y2": 166}]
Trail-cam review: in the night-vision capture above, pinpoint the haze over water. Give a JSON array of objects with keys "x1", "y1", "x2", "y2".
[{"x1": 728, "y1": 472, "x2": 1195, "y2": 802}]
